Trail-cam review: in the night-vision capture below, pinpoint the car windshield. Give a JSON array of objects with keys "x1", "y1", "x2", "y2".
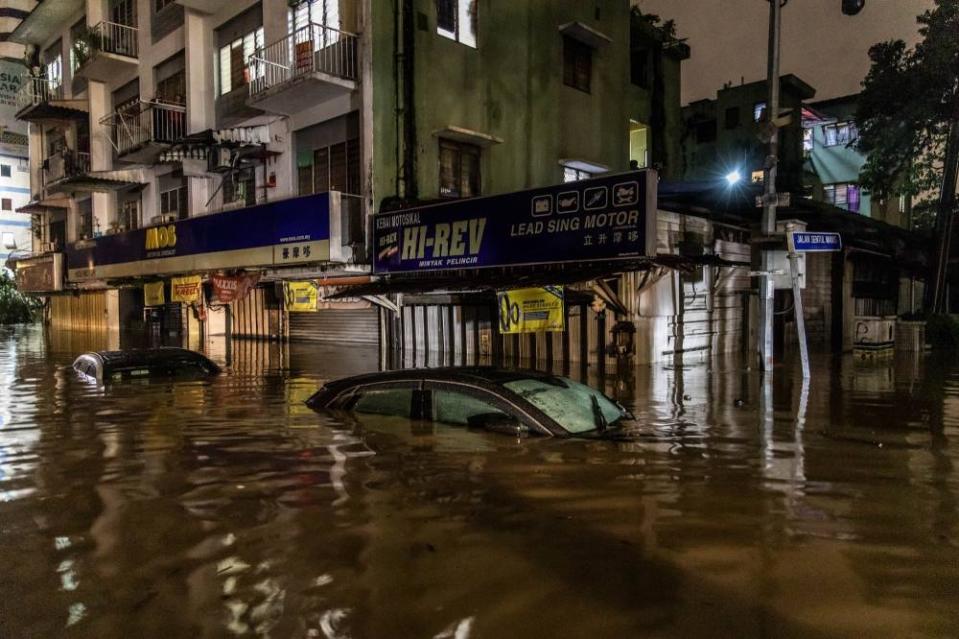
[{"x1": 501, "y1": 376, "x2": 626, "y2": 434}]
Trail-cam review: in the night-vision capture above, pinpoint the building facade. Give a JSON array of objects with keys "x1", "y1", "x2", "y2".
[{"x1": 9, "y1": 0, "x2": 759, "y2": 367}]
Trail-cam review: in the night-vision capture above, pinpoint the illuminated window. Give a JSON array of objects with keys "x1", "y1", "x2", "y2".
[
  {"x1": 629, "y1": 121, "x2": 648, "y2": 169},
  {"x1": 824, "y1": 183, "x2": 861, "y2": 213},
  {"x1": 563, "y1": 165, "x2": 592, "y2": 183},
  {"x1": 751, "y1": 170, "x2": 764, "y2": 184},
  {"x1": 803, "y1": 128, "x2": 813, "y2": 154},
  {"x1": 823, "y1": 122, "x2": 858, "y2": 147},
  {"x1": 753, "y1": 101, "x2": 766, "y2": 122},
  {"x1": 437, "y1": 0, "x2": 477, "y2": 48}
]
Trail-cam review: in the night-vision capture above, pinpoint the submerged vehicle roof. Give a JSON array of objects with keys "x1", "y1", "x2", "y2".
[
  {"x1": 78, "y1": 347, "x2": 219, "y2": 372},
  {"x1": 319, "y1": 367, "x2": 564, "y2": 389}
]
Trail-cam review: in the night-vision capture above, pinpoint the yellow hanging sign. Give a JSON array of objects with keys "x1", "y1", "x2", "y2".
[
  {"x1": 170, "y1": 275, "x2": 202, "y2": 304},
  {"x1": 284, "y1": 281, "x2": 318, "y2": 312},
  {"x1": 497, "y1": 286, "x2": 565, "y2": 334},
  {"x1": 144, "y1": 281, "x2": 165, "y2": 306}
]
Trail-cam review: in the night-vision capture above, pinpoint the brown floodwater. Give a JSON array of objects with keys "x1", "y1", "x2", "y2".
[{"x1": 0, "y1": 325, "x2": 957, "y2": 638}]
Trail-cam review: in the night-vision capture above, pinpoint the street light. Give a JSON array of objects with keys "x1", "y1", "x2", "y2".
[{"x1": 725, "y1": 170, "x2": 742, "y2": 186}]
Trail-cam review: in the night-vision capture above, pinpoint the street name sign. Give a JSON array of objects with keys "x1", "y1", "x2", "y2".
[{"x1": 788, "y1": 232, "x2": 842, "y2": 253}]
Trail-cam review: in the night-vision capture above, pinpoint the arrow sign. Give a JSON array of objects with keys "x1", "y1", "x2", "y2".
[{"x1": 788, "y1": 231, "x2": 842, "y2": 253}]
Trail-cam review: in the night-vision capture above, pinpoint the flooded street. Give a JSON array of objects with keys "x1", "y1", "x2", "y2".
[{"x1": 1, "y1": 326, "x2": 957, "y2": 638}]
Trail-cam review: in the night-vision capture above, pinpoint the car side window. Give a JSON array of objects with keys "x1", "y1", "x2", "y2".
[
  {"x1": 431, "y1": 389, "x2": 509, "y2": 427},
  {"x1": 350, "y1": 387, "x2": 414, "y2": 418}
]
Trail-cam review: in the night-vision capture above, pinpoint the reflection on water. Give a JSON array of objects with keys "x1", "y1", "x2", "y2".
[{"x1": 0, "y1": 325, "x2": 957, "y2": 638}]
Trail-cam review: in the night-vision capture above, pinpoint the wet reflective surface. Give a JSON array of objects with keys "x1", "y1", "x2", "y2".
[{"x1": 1, "y1": 325, "x2": 957, "y2": 638}]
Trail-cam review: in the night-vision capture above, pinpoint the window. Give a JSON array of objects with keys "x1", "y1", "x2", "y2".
[
  {"x1": 70, "y1": 19, "x2": 88, "y2": 73},
  {"x1": 431, "y1": 389, "x2": 507, "y2": 427},
  {"x1": 350, "y1": 387, "x2": 413, "y2": 418},
  {"x1": 824, "y1": 183, "x2": 861, "y2": 213},
  {"x1": 2, "y1": 232, "x2": 14, "y2": 249},
  {"x1": 725, "y1": 107, "x2": 740, "y2": 129},
  {"x1": 751, "y1": 170, "x2": 764, "y2": 184},
  {"x1": 803, "y1": 128, "x2": 814, "y2": 154},
  {"x1": 439, "y1": 140, "x2": 480, "y2": 198},
  {"x1": 823, "y1": 122, "x2": 858, "y2": 147},
  {"x1": 118, "y1": 198, "x2": 140, "y2": 231},
  {"x1": 502, "y1": 377, "x2": 626, "y2": 434},
  {"x1": 753, "y1": 101, "x2": 766, "y2": 122},
  {"x1": 563, "y1": 36, "x2": 592, "y2": 93},
  {"x1": 156, "y1": 69, "x2": 186, "y2": 104},
  {"x1": 160, "y1": 186, "x2": 187, "y2": 219},
  {"x1": 1, "y1": 198, "x2": 11, "y2": 211},
  {"x1": 629, "y1": 121, "x2": 649, "y2": 169},
  {"x1": 45, "y1": 54, "x2": 63, "y2": 90},
  {"x1": 77, "y1": 199, "x2": 94, "y2": 239},
  {"x1": 289, "y1": 0, "x2": 340, "y2": 31},
  {"x1": 436, "y1": 0, "x2": 477, "y2": 48},
  {"x1": 0, "y1": 164, "x2": 10, "y2": 177},
  {"x1": 222, "y1": 168, "x2": 256, "y2": 206},
  {"x1": 218, "y1": 27, "x2": 264, "y2": 95},
  {"x1": 630, "y1": 48, "x2": 649, "y2": 88},
  {"x1": 563, "y1": 165, "x2": 592, "y2": 183}
]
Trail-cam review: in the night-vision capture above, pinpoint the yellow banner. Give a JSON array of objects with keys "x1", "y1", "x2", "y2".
[
  {"x1": 497, "y1": 286, "x2": 565, "y2": 334},
  {"x1": 284, "y1": 281, "x2": 318, "y2": 312},
  {"x1": 170, "y1": 275, "x2": 202, "y2": 304},
  {"x1": 144, "y1": 281, "x2": 165, "y2": 307}
]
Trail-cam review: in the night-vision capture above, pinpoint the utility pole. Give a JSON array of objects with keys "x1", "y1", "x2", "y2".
[
  {"x1": 929, "y1": 120, "x2": 959, "y2": 313},
  {"x1": 757, "y1": 0, "x2": 782, "y2": 372}
]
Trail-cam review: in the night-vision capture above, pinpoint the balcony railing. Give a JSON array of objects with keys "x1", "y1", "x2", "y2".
[
  {"x1": 249, "y1": 23, "x2": 358, "y2": 97},
  {"x1": 101, "y1": 100, "x2": 187, "y2": 156},
  {"x1": 43, "y1": 150, "x2": 91, "y2": 186},
  {"x1": 86, "y1": 20, "x2": 138, "y2": 59},
  {"x1": 16, "y1": 75, "x2": 63, "y2": 113}
]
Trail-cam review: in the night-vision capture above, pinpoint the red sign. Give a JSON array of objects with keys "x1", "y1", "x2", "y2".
[{"x1": 210, "y1": 272, "x2": 259, "y2": 303}]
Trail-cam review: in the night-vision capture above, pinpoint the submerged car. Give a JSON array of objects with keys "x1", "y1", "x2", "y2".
[
  {"x1": 73, "y1": 348, "x2": 220, "y2": 382},
  {"x1": 305, "y1": 368, "x2": 632, "y2": 437}
]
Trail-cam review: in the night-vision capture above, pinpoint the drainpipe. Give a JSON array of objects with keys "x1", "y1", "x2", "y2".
[{"x1": 400, "y1": 0, "x2": 418, "y2": 201}]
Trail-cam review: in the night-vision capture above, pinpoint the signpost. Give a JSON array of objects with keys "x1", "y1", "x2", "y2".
[{"x1": 787, "y1": 229, "x2": 842, "y2": 378}]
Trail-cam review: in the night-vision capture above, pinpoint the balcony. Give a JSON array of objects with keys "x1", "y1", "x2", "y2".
[
  {"x1": 101, "y1": 101, "x2": 187, "y2": 164},
  {"x1": 74, "y1": 21, "x2": 138, "y2": 83},
  {"x1": 43, "y1": 151, "x2": 91, "y2": 191},
  {"x1": 248, "y1": 23, "x2": 358, "y2": 115},
  {"x1": 15, "y1": 76, "x2": 89, "y2": 122},
  {"x1": 173, "y1": 0, "x2": 231, "y2": 14}
]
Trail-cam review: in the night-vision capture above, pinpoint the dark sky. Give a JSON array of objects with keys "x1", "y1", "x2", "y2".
[{"x1": 635, "y1": 0, "x2": 934, "y2": 104}]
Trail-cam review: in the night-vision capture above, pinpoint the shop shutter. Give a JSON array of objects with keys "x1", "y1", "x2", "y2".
[{"x1": 288, "y1": 308, "x2": 379, "y2": 345}]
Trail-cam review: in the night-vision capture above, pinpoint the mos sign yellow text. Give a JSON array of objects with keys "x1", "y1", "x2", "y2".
[{"x1": 145, "y1": 225, "x2": 177, "y2": 251}]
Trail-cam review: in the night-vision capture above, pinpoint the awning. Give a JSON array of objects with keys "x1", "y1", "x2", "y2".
[
  {"x1": 327, "y1": 253, "x2": 745, "y2": 298},
  {"x1": 433, "y1": 126, "x2": 503, "y2": 147},
  {"x1": 559, "y1": 22, "x2": 612, "y2": 48},
  {"x1": 46, "y1": 171, "x2": 146, "y2": 195},
  {"x1": 16, "y1": 198, "x2": 68, "y2": 214}
]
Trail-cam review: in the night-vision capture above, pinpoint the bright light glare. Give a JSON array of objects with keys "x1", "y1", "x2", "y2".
[{"x1": 725, "y1": 170, "x2": 742, "y2": 186}]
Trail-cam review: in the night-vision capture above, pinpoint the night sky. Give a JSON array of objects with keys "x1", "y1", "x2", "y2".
[{"x1": 635, "y1": 0, "x2": 934, "y2": 103}]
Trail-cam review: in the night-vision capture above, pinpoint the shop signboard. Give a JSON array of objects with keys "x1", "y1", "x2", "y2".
[
  {"x1": 285, "y1": 281, "x2": 318, "y2": 312},
  {"x1": 65, "y1": 192, "x2": 332, "y2": 282},
  {"x1": 788, "y1": 231, "x2": 842, "y2": 252},
  {"x1": 372, "y1": 170, "x2": 657, "y2": 274},
  {"x1": 144, "y1": 281, "x2": 165, "y2": 306},
  {"x1": 170, "y1": 275, "x2": 202, "y2": 304},
  {"x1": 497, "y1": 287, "x2": 565, "y2": 334},
  {"x1": 14, "y1": 253, "x2": 63, "y2": 292},
  {"x1": 210, "y1": 272, "x2": 260, "y2": 303}
]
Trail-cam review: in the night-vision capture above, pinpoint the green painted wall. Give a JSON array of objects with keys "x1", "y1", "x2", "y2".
[{"x1": 371, "y1": 1, "x2": 685, "y2": 211}]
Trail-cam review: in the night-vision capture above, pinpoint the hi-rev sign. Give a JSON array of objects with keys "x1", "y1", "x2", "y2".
[{"x1": 788, "y1": 231, "x2": 842, "y2": 253}]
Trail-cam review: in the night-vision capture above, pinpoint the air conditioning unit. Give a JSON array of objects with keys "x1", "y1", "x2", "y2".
[
  {"x1": 164, "y1": 214, "x2": 178, "y2": 224},
  {"x1": 208, "y1": 147, "x2": 233, "y2": 172},
  {"x1": 150, "y1": 215, "x2": 165, "y2": 225}
]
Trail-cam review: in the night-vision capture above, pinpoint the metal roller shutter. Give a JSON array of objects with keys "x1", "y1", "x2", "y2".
[{"x1": 288, "y1": 308, "x2": 379, "y2": 345}]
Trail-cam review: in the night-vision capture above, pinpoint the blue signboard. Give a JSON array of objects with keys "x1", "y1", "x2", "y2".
[
  {"x1": 789, "y1": 231, "x2": 842, "y2": 253},
  {"x1": 66, "y1": 192, "x2": 331, "y2": 281},
  {"x1": 373, "y1": 170, "x2": 657, "y2": 274}
]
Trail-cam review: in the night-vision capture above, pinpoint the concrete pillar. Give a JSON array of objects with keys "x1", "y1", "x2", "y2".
[{"x1": 184, "y1": 9, "x2": 214, "y2": 134}]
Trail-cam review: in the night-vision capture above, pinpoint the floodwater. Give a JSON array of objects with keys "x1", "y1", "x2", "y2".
[{"x1": 0, "y1": 326, "x2": 957, "y2": 639}]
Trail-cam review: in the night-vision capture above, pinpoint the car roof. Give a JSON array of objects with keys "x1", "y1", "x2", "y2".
[
  {"x1": 78, "y1": 347, "x2": 214, "y2": 370},
  {"x1": 321, "y1": 367, "x2": 561, "y2": 390}
]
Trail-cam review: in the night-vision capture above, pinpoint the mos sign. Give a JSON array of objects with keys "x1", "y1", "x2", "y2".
[{"x1": 372, "y1": 170, "x2": 658, "y2": 273}]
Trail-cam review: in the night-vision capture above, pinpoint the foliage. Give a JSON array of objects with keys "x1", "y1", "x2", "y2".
[
  {"x1": 0, "y1": 272, "x2": 40, "y2": 325},
  {"x1": 925, "y1": 314, "x2": 959, "y2": 349},
  {"x1": 630, "y1": 7, "x2": 678, "y2": 42},
  {"x1": 856, "y1": 0, "x2": 959, "y2": 209}
]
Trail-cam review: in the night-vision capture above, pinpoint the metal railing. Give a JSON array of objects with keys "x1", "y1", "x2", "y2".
[
  {"x1": 43, "y1": 150, "x2": 91, "y2": 185},
  {"x1": 249, "y1": 23, "x2": 358, "y2": 97},
  {"x1": 88, "y1": 20, "x2": 138, "y2": 59},
  {"x1": 16, "y1": 75, "x2": 63, "y2": 112},
  {"x1": 101, "y1": 100, "x2": 187, "y2": 155}
]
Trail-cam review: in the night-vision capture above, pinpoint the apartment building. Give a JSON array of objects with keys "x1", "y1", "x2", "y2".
[{"x1": 10, "y1": 1, "x2": 738, "y2": 361}]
